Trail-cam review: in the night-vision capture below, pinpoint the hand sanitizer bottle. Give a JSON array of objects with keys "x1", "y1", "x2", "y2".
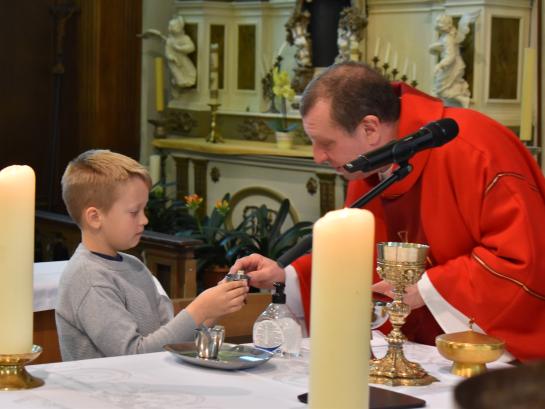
[{"x1": 253, "y1": 282, "x2": 302, "y2": 357}]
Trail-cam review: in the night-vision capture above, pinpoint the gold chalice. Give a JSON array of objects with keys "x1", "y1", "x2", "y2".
[
  {"x1": 0, "y1": 345, "x2": 44, "y2": 390},
  {"x1": 369, "y1": 242, "x2": 437, "y2": 386}
]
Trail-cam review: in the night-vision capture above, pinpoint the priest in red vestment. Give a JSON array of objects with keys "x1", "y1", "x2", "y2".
[{"x1": 229, "y1": 62, "x2": 545, "y2": 361}]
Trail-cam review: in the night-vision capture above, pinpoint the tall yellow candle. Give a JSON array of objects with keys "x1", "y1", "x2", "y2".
[
  {"x1": 309, "y1": 208, "x2": 374, "y2": 409},
  {"x1": 155, "y1": 57, "x2": 165, "y2": 112},
  {"x1": 0, "y1": 165, "x2": 35, "y2": 354},
  {"x1": 520, "y1": 47, "x2": 536, "y2": 142}
]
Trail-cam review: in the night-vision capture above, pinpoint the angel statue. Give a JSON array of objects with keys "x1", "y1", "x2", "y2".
[
  {"x1": 429, "y1": 12, "x2": 479, "y2": 107},
  {"x1": 335, "y1": 6, "x2": 367, "y2": 64},
  {"x1": 140, "y1": 15, "x2": 196, "y2": 93},
  {"x1": 285, "y1": 1, "x2": 313, "y2": 94}
]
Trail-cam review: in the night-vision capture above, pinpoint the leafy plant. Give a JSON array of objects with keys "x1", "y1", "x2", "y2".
[
  {"x1": 221, "y1": 198, "x2": 312, "y2": 263},
  {"x1": 177, "y1": 193, "x2": 232, "y2": 273},
  {"x1": 269, "y1": 67, "x2": 298, "y2": 132},
  {"x1": 145, "y1": 182, "x2": 196, "y2": 235}
]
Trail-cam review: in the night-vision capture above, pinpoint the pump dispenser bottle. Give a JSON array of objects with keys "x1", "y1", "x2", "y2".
[{"x1": 252, "y1": 282, "x2": 302, "y2": 357}]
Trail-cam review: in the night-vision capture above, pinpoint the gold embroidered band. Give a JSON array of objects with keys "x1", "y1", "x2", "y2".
[{"x1": 473, "y1": 253, "x2": 545, "y2": 302}]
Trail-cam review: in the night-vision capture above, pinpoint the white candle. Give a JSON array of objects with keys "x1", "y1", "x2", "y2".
[
  {"x1": 392, "y1": 51, "x2": 398, "y2": 69},
  {"x1": 374, "y1": 37, "x2": 381, "y2": 57},
  {"x1": 412, "y1": 63, "x2": 417, "y2": 80},
  {"x1": 309, "y1": 208, "x2": 374, "y2": 409},
  {"x1": 210, "y1": 43, "x2": 219, "y2": 104},
  {"x1": 0, "y1": 165, "x2": 35, "y2": 354},
  {"x1": 154, "y1": 57, "x2": 164, "y2": 112},
  {"x1": 520, "y1": 47, "x2": 536, "y2": 141},
  {"x1": 276, "y1": 41, "x2": 287, "y2": 59},
  {"x1": 402, "y1": 58, "x2": 409, "y2": 76},
  {"x1": 149, "y1": 154, "x2": 161, "y2": 186},
  {"x1": 383, "y1": 43, "x2": 391, "y2": 64}
]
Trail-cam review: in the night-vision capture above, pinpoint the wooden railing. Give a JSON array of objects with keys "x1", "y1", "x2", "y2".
[{"x1": 35, "y1": 210, "x2": 201, "y2": 299}]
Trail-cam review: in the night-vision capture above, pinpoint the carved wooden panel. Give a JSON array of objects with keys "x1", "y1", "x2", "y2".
[
  {"x1": 489, "y1": 17, "x2": 520, "y2": 100},
  {"x1": 237, "y1": 24, "x2": 256, "y2": 90}
]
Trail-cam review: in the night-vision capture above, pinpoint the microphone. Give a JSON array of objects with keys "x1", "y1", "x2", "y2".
[{"x1": 343, "y1": 118, "x2": 459, "y2": 173}]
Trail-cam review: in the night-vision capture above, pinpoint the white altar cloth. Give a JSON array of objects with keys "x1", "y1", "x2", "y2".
[
  {"x1": 1, "y1": 335, "x2": 511, "y2": 409},
  {"x1": 33, "y1": 261, "x2": 67, "y2": 312},
  {"x1": 33, "y1": 261, "x2": 166, "y2": 312}
]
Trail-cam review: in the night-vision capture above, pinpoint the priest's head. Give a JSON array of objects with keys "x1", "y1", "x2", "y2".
[{"x1": 300, "y1": 62, "x2": 400, "y2": 179}]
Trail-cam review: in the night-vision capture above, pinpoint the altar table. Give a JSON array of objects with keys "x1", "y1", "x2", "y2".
[{"x1": 1, "y1": 335, "x2": 511, "y2": 408}]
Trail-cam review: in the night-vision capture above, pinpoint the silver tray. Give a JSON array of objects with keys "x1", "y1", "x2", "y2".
[{"x1": 164, "y1": 342, "x2": 274, "y2": 370}]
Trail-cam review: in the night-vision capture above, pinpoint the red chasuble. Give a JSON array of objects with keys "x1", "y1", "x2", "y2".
[{"x1": 293, "y1": 83, "x2": 545, "y2": 360}]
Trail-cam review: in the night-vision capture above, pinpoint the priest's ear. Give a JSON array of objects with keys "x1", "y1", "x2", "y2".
[{"x1": 358, "y1": 115, "x2": 381, "y2": 148}]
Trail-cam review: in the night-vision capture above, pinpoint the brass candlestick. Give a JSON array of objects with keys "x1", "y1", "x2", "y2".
[
  {"x1": 207, "y1": 103, "x2": 224, "y2": 143},
  {"x1": 0, "y1": 345, "x2": 44, "y2": 390},
  {"x1": 369, "y1": 242, "x2": 438, "y2": 386},
  {"x1": 371, "y1": 56, "x2": 380, "y2": 70},
  {"x1": 148, "y1": 118, "x2": 167, "y2": 139}
]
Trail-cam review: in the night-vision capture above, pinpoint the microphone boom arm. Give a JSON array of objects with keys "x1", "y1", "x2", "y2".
[{"x1": 276, "y1": 162, "x2": 413, "y2": 268}]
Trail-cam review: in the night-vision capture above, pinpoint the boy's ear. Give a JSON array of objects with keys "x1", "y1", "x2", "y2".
[{"x1": 83, "y1": 206, "x2": 102, "y2": 230}]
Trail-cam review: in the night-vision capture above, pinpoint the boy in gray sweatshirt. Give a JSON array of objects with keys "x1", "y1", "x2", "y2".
[{"x1": 56, "y1": 149, "x2": 248, "y2": 361}]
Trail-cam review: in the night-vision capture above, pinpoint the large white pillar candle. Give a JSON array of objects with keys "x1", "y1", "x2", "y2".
[
  {"x1": 0, "y1": 165, "x2": 35, "y2": 354},
  {"x1": 309, "y1": 208, "x2": 374, "y2": 409}
]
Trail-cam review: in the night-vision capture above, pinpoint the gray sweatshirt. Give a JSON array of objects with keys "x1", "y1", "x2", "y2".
[{"x1": 55, "y1": 244, "x2": 196, "y2": 361}]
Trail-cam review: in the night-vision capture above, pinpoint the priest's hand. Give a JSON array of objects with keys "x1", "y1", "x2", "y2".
[
  {"x1": 371, "y1": 280, "x2": 425, "y2": 310},
  {"x1": 229, "y1": 253, "x2": 286, "y2": 289}
]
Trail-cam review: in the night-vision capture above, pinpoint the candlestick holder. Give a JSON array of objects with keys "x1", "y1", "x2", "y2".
[
  {"x1": 410, "y1": 80, "x2": 419, "y2": 88},
  {"x1": 400, "y1": 74, "x2": 408, "y2": 83},
  {"x1": 369, "y1": 242, "x2": 438, "y2": 386},
  {"x1": 371, "y1": 56, "x2": 380, "y2": 70},
  {"x1": 391, "y1": 68, "x2": 399, "y2": 81},
  {"x1": 207, "y1": 103, "x2": 224, "y2": 143},
  {"x1": 148, "y1": 118, "x2": 167, "y2": 139},
  {"x1": 0, "y1": 345, "x2": 44, "y2": 390},
  {"x1": 381, "y1": 62, "x2": 389, "y2": 77}
]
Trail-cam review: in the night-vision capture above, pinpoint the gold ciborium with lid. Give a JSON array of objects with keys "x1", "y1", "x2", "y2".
[
  {"x1": 369, "y1": 242, "x2": 437, "y2": 386},
  {"x1": 435, "y1": 321, "x2": 504, "y2": 377}
]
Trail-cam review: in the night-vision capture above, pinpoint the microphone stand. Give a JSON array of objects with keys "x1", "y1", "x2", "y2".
[{"x1": 276, "y1": 162, "x2": 413, "y2": 267}]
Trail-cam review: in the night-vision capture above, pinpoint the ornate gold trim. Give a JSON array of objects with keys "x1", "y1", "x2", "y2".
[
  {"x1": 473, "y1": 252, "x2": 545, "y2": 301},
  {"x1": 485, "y1": 172, "x2": 538, "y2": 195},
  {"x1": 225, "y1": 186, "x2": 300, "y2": 230}
]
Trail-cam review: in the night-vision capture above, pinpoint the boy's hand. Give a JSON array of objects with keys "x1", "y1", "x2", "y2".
[{"x1": 186, "y1": 280, "x2": 248, "y2": 326}]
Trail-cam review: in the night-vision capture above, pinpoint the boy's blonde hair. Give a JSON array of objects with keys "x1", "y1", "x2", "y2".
[{"x1": 61, "y1": 149, "x2": 152, "y2": 226}]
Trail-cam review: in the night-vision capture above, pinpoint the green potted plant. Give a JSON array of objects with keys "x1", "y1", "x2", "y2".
[
  {"x1": 221, "y1": 198, "x2": 312, "y2": 264},
  {"x1": 177, "y1": 193, "x2": 232, "y2": 292},
  {"x1": 145, "y1": 182, "x2": 196, "y2": 235},
  {"x1": 270, "y1": 67, "x2": 298, "y2": 149}
]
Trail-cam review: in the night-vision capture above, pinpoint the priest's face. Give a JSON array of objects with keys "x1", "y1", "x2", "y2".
[{"x1": 303, "y1": 98, "x2": 379, "y2": 180}]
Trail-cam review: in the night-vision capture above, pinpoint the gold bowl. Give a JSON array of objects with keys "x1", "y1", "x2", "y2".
[{"x1": 435, "y1": 331, "x2": 504, "y2": 377}]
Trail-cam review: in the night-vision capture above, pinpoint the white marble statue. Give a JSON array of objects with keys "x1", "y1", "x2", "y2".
[
  {"x1": 140, "y1": 15, "x2": 197, "y2": 92},
  {"x1": 335, "y1": 6, "x2": 367, "y2": 64},
  {"x1": 429, "y1": 12, "x2": 479, "y2": 107}
]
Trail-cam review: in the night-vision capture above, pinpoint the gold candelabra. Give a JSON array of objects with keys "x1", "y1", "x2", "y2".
[
  {"x1": 207, "y1": 103, "x2": 224, "y2": 143},
  {"x1": 0, "y1": 345, "x2": 44, "y2": 390},
  {"x1": 369, "y1": 242, "x2": 438, "y2": 386}
]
